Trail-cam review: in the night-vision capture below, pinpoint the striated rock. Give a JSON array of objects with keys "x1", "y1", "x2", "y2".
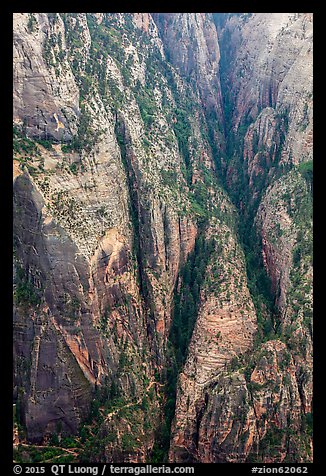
[
  {"x1": 13, "y1": 12, "x2": 313, "y2": 463},
  {"x1": 256, "y1": 170, "x2": 313, "y2": 419},
  {"x1": 169, "y1": 220, "x2": 258, "y2": 462},
  {"x1": 193, "y1": 340, "x2": 307, "y2": 463},
  {"x1": 153, "y1": 13, "x2": 224, "y2": 149},
  {"x1": 169, "y1": 12, "x2": 313, "y2": 463},
  {"x1": 13, "y1": 12, "x2": 203, "y2": 459},
  {"x1": 13, "y1": 173, "x2": 95, "y2": 442},
  {"x1": 13, "y1": 13, "x2": 80, "y2": 141}
]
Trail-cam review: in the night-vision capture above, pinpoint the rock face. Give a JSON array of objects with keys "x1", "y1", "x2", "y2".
[
  {"x1": 168, "y1": 13, "x2": 313, "y2": 463},
  {"x1": 194, "y1": 340, "x2": 304, "y2": 463},
  {"x1": 13, "y1": 13, "x2": 80, "y2": 142},
  {"x1": 169, "y1": 221, "x2": 258, "y2": 462},
  {"x1": 152, "y1": 14, "x2": 223, "y2": 123},
  {"x1": 13, "y1": 12, "x2": 312, "y2": 463},
  {"x1": 13, "y1": 12, "x2": 205, "y2": 460}
]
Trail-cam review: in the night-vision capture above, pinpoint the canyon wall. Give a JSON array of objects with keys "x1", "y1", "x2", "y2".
[
  {"x1": 168, "y1": 13, "x2": 312, "y2": 463},
  {"x1": 13, "y1": 12, "x2": 313, "y2": 463}
]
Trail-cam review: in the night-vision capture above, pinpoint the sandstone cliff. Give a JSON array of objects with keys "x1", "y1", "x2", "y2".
[
  {"x1": 13, "y1": 12, "x2": 313, "y2": 464},
  {"x1": 168, "y1": 13, "x2": 312, "y2": 463}
]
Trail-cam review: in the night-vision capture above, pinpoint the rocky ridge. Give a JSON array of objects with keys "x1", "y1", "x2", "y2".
[{"x1": 13, "y1": 12, "x2": 313, "y2": 463}]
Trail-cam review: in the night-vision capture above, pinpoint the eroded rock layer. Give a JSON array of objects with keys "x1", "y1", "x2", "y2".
[{"x1": 13, "y1": 12, "x2": 312, "y2": 463}]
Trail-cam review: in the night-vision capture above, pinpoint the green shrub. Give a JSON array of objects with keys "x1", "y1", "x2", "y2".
[{"x1": 27, "y1": 14, "x2": 37, "y2": 33}]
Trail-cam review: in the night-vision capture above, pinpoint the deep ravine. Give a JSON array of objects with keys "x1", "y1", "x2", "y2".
[{"x1": 13, "y1": 13, "x2": 312, "y2": 464}]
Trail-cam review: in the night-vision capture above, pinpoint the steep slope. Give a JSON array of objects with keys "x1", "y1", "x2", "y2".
[
  {"x1": 12, "y1": 12, "x2": 242, "y2": 462},
  {"x1": 13, "y1": 12, "x2": 313, "y2": 464},
  {"x1": 152, "y1": 13, "x2": 225, "y2": 151},
  {"x1": 167, "y1": 13, "x2": 312, "y2": 463},
  {"x1": 219, "y1": 14, "x2": 313, "y2": 447},
  {"x1": 14, "y1": 13, "x2": 162, "y2": 460}
]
